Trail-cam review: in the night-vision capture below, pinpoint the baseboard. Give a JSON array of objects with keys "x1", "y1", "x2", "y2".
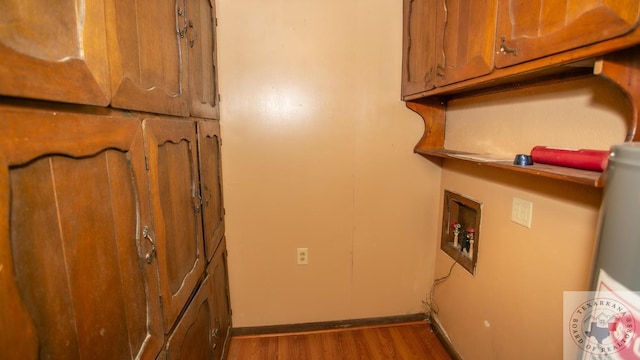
[
  {"x1": 231, "y1": 313, "x2": 428, "y2": 337},
  {"x1": 429, "y1": 314, "x2": 463, "y2": 360}
]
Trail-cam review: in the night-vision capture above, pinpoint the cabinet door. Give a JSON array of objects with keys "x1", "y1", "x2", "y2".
[
  {"x1": 0, "y1": 104, "x2": 163, "y2": 359},
  {"x1": 197, "y1": 120, "x2": 225, "y2": 261},
  {"x1": 434, "y1": 0, "x2": 498, "y2": 86},
  {"x1": 401, "y1": 0, "x2": 438, "y2": 97},
  {"x1": 165, "y1": 273, "x2": 215, "y2": 360},
  {"x1": 210, "y1": 240, "x2": 232, "y2": 359},
  {"x1": 165, "y1": 240, "x2": 231, "y2": 360},
  {"x1": 106, "y1": 0, "x2": 189, "y2": 116},
  {"x1": 143, "y1": 117, "x2": 206, "y2": 331},
  {"x1": 495, "y1": 0, "x2": 640, "y2": 68},
  {"x1": 0, "y1": 0, "x2": 110, "y2": 106},
  {"x1": 187, "y1": 0, "x2": 220, "y2": 119}
]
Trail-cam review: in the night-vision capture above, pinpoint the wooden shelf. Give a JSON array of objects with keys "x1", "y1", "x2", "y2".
[
  {"x1": 415, "y1": 148, "x2": 605, "y2": 188},
  {"x1": 405, "y1": 46, "x2": 640, "y2": 189}
]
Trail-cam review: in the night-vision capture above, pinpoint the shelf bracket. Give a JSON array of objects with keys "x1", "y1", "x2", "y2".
[
  {"x1": 406, "y1": 98, "x2": 446, "y2": 151},
  {"x1": 594, "y1": 46, "x2": 640, "y2": 142}
]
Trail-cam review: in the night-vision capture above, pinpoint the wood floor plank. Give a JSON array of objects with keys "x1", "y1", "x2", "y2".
[{"x1": 227, "y1": 321, "x2": 452, "y2": 360}]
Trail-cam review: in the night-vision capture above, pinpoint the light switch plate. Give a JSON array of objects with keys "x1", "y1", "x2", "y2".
[{"x1": 512, "y1": 197, "x2": 533, "y2": 228}]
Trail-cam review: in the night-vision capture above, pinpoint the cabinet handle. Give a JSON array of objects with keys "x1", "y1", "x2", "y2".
[
  {"x1": 143, "y1": 226, "x2": 156, "y2": 264},
  {"x1": 187, "y1": 20, "x2": 198, "y2": 48},
  {"x1": 194, "y1": 194, "x2": 202, "y2": 214},
  {"x1": 499, "y1": 35, "x2": 518, "y2": 55},
  {"x1": 201, "y1": 185, "x2": 211, "y2": 208},
  {"x1": 211, "y1": 325, "x2": 219, "y2": 350}
]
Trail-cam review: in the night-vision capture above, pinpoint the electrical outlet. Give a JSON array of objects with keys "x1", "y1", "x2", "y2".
[
  {"x1": 296, "y1": 247, "x2": 308, "y2": 265},
  {"x1": 511, "y1": 197, "x2": 533, "y2": 228}
]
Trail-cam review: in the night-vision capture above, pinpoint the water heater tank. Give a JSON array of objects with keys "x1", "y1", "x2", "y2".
[{"x1": 591, "y1": 142, "x2": 640, "y2": 291}]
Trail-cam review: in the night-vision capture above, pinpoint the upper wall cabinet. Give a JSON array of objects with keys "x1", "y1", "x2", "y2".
[
  {"x1": 401, "y1": 0, "x2": 498, "y2": 97},
  {"x1": 105, "y1": 0, "x2": 190, "y2": 117},
  {"x1": 495, "y1": 0, "x2": 640, "y2": 68},
  {"x1": 434, "y1": 0, "x2": 498, "y2": 86},
  {"x1": 0, "y1": 0, "x2": 111, "y2": 106},
  {"x1": 402, "y1": 0, "x2": 438, "y2": 97},
  {"x1": 188, "y1": 0, "x2": 221, "y2": 119}
]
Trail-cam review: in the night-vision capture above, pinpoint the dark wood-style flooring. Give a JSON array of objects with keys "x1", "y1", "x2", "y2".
[{"x1": 227, "y1": 321, "x2": 453, "y2": 359}]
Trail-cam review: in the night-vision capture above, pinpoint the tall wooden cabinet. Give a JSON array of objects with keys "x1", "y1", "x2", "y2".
[{"x1": 0, "y1": 0, "x2": 230, "y2": 359}]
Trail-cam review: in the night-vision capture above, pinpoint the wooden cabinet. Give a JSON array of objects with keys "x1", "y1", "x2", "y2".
[
  {"x1": 209, "y1": 240, "x2": 233, "y2": 358},
  {"x1": 434, "y1": 0, "x2": 497, "y2": 86},
  {"x1": 0, "y1": 0, "x2": 230, "y2": 358},
  {"x1": 401, "y1": 0, "x2": 498, "y2": 97},
  {"x1": 495, "y1": 0, "x2": 640, "y2": 68},
  {"x1": 105, "y1": 0, "x2": 190, "y2": 117},
  {"x1": 188, "y1": 0, "x2": 221, "y2": 119},
  {"x1": 105, "y1": 0, "x2": 220, "y2": 118},
  {"x1": 0, "y1": 104, "x2": 164, "y2": 359},
  {"x1": 0, "y1": 0, "x2": 220, "y2": 119},
  {"x1": 403, "y1": 2, "x2": 640, "y2": 187},
  {"x1": 0, "y1": 0, "x2": 110, "y2": 106},
  {"x1": 164, "y1": 241, "x2": 232, "y2": 359},
  {"x1": 401, "y1": 0, "x2": 437, "y2": 97},
  {"x1": 143, "y1": 117, "x2": 207, "y2": 332},
  {"x1": 197, "y1": 120, "x2": 225, "y2": 261}
]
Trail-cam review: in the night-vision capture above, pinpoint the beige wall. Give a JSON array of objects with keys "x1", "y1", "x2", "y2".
[
  {"x1": 215, "y1": 1, "x2": 630, "y2": 356},
  {"x1": 216, "y1": 0, "x2": 442, "y2": 327},
  {"x1": 433, "y1": 78, "x2": 628, "y2": 359}
]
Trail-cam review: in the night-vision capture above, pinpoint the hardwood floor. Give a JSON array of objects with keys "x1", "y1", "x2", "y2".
[{"x1": 227, "y1": 321, "x2": 453, "y2": 359}]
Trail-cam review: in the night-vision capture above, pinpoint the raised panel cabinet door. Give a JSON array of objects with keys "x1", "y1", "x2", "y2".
[
  {"x1": 187, "y1": 0, "x2": 220, "y2": 119},
  {"x1": 105, "y1": 0, "x2": 190, "y2": 116},
  {"x1": 495, "y1": 0, "x2": 640, "y2": 68},
  {"x1": 197, "y1": 120, "x2": 225, "y2": 261},
  {"x1": 0, "y1": 104, "x2": 164, "y2": 359},
  {"x1": 401, "y1": 0, "x2": 438, "y2": 98},
  {"x1": 0, "y1": 0, "x2": 110, "y2": 106},
  {"x1": 434, "y1": 0, "x2": 498, "y2": 86},
  {"x1": 165, "y1": 273, "x2": 214, "y2": 360},
  {"x1": 164, "y1": 240, "x2": 231, "y2": 360},
  {"x1": 210, "y1": 240, "x2": 232, "y2": 359},
  {"x1": 143, "y1": 117, "x2": 206, "y2": 332}
]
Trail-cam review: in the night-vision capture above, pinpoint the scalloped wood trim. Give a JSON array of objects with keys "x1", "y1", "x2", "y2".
[
  {"x1": 595, "y1": 46, "x2": 640, "y2": 142},
  {"x1": 406, "y1": 98, "x2": 446, "y2": 151}
]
